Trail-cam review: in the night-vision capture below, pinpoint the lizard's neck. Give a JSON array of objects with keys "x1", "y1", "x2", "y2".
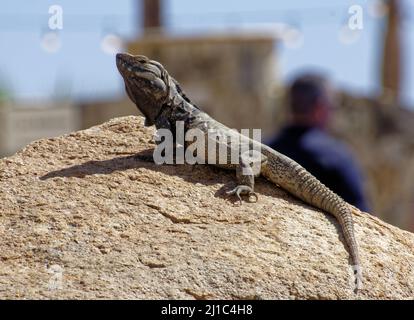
[
  {"x1": 153, "y1": 90, "x2": 201, "y2": 131},
  {"x1": 171, "y1": 96, "x2": 200, "y2": 123}
]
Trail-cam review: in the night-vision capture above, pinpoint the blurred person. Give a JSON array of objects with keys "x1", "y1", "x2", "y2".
[{"x1": 267, "y1": 73, "x2": 369, "y2": 212}]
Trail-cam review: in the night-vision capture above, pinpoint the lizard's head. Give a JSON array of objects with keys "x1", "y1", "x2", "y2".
[{"x1": 116, "y1": 53, "x2": 171, "y2": 126}]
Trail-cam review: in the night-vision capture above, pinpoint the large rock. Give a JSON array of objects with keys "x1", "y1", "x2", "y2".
[{"x1": 0, "y1": 116, "x2": 413, "y2": 299}]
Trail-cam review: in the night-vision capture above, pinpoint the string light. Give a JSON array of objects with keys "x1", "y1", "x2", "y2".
[
  {"x1": 283, "y1": 26, "x2": 304, "y2": 49},
  {"x1": 337, "y1": 24, "x2": 361, "y2": 45},
  {"x1": 0, "y1": 2, "x2": 410, "y2": 34},
  {"x1": 1, "y1": 3, "x2": 403, "y2": 54},
  {"x1": 100, "y1": 33, "x2": 124, "y2": 55},
  {"x1": 40, "y1": 31, "x2": 61, "y2": 53},
  {"x1": 270, "y1": 23, "x2": 304, "y2": 49}
]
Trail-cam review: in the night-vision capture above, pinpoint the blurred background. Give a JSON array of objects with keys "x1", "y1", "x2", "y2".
[{"x1": 0, "y1": 0, "x2": 413, "y2": 231}]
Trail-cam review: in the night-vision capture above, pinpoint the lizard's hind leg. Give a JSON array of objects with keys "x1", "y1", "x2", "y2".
[{"x1": 226, "y1": 150, "x2": 267, "y2": 205}]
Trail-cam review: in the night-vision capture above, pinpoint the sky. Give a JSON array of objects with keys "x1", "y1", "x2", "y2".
[{"x1": 0, "y1": 0, "x2": 413, "y2": 107}]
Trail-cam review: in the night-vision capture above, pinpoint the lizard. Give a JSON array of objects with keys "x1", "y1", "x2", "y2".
[{"x1": 115, "y1": 52, "x2": 364, "y2": 292}]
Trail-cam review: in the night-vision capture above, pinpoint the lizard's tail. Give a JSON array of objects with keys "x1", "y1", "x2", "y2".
[
  {"x1": 300, "y1": 174, "x2": 363, "y2": 291},
  {"x1": 263, "y1": 153, "x2": 363, "y2": 291},
  {"x1": 334, "y1": 203, "x2": 363, "y2": 292}
]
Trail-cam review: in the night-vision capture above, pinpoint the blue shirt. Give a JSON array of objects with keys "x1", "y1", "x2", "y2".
[{"x1": 267, "y1": 125, "x2": 369, "y2": 212}]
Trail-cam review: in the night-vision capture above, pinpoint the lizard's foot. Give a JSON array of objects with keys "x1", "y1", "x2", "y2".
[{"x1": 226, "y1": 185, "x2": 258, "y2": 205}]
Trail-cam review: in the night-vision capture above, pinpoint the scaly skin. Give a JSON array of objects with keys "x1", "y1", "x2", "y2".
[{"x1": 116, "y1": 53, "x2": 363, "y2": 291}]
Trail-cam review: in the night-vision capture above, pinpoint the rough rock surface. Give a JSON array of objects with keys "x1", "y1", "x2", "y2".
[{"x1": 0, "y1": 116, "x2": 413, "y2": 299}]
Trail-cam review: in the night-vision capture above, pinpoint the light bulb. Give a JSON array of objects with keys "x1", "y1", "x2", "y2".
[
  {"x1": 101, "y1": 33, "x2": 124, "y2": 55},
  {"x1": 41, "y1": 31, "x2": 61, "y2": 53}
]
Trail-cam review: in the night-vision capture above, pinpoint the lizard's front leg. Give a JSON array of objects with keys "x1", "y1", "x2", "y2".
[{"x1": 227, "y1": 150, "x2": 267, "y2": 205}]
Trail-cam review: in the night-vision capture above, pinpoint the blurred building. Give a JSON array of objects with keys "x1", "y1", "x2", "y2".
[
  {"x1": 128, "y1": 33, "x2": 280, "y2": 136},
  {"x1": 0, "y1": 101, "x2": 80, "y2": 157},
  {"x1": 334, "y1": 93, "x2": 414, "y2": 231},
  {"x1": 81, "y1": 32, "x2": 280, "y2": 137}
]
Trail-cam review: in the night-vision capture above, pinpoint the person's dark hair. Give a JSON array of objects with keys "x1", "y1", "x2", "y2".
[{"x1": 289, "y1": 73, "x2": 329, "y2": 115}]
